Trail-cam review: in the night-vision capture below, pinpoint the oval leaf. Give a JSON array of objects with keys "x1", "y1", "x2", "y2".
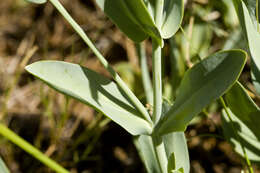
[
  {"x1": 222, "y1": 108, "x2": 260, "y2": 162},
  {"x1": 161, "y1": 0, "x2": 184, "y2": 38},
  {"x1": 164, "y1": 132, "x2": 189, "y2": 173},
  {"x1": 134, "y1": 135, "x2": 161, "y2": 173},
  {"x1": 144, "y1": 0, "x2": 184, "y2": 39},
  {"x1": 95, "y1": 0, "x2": 163, "y2": 46},
  {"x1": 156, "y1": 50, "x2": 246, "y2": 135},
  {"x1": 162, "y1": 101, "x2": 190, "y2": 173},
  {"x1": 26, "y1": 0, "x2": 47, "y2": 4},
  {"x1": 25, "y1": 61, "x2": 152, "y2": 136},
  {"x1": 223, "y1": 82, "x2": 260, "y2": 161},
  {"x1": 135, "y1": 101, "x2": 189, "y2": 173},
  {"x1": 232, "y1": 0, "x2": 260, "y2": 94},
  {"x1": 225, "y1": 82, "x2": 260, "y2": 139}
]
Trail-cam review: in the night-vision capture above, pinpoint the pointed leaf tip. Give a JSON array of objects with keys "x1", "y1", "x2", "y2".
[
  {"x1": 25, "y1": 61, "x2": 152, "y2": 135},
  {"x1": 157, "y1": 49, "x2": 246, "y2": 135}
]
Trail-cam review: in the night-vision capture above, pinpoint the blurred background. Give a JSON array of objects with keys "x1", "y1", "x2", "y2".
[{"x1": 0, "y1": 0, "x2": 259, "y2": 172}]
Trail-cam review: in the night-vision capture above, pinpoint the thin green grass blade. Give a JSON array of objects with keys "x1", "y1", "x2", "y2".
[{"x1": 25, "y1": 0, "x2": 47, "y2": 4}]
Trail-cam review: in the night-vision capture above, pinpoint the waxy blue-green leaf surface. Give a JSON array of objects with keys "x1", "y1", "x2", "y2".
[
  {"x1": 232, "y1": 0, "x2": 260, "y2": 94},
  {"x1": 25, "y1": 0, "x2": 47, "y2": 4},
  {"x1": 25, "y1": 61, "x2": 152, "y2": 136},
  {"x1": 156, "y1": 50, "x2": 246, "y2": 135},
  {"x1": 223, "y1": 82, "x2": 260, "y2": 161},
  {"x1": 144, "y1": 0, "x2": 184, "y2": 39},
  {"x1": 0, "y1": 157, "x2": 9, "y2": 173},
  {"x1": 225, "y1": 82, "x2": 260, "y2": 139},
  {"x1": 162, "y1": 101, "x2": 190, "y2": 173},
  {"x1": 95, "y1": 0, "x2": 163, "y2": 46},
  {"x1": 135, "y1": 101, "x2": 189, "y2": 173},
  {"x1": 134, "y1": 135, "x2": 161, "y2": 173},
  {"x1": 163, "y1": 132, "x2": 189, "y2": 173},
  {"x1": 222, "y1": 108, "x2": 260, "y2": 162},
  {"x1": 161, "y1": 0, "x2": 184, "y2": 38}
]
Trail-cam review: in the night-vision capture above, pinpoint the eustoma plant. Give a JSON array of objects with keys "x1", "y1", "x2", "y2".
[{"x1": 1, "y1": 0, "x2": 252, "y2": 172}]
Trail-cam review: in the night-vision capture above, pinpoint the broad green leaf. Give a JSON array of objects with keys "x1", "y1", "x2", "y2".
[
  {"x1": 95, "y1": 0, "x2": 163, "y2": 46},
  {"x1": 25, "y1": 0, "x2": 47, "y2": 4},
  {"x1": 134, "y1": 101, "x2": 189, "y2": 173},
  {"x1": 25, "y1": 61, "x2": 152, "y2": 136},
  {"x1": 134, "y1": 135, "x2": 161, "y2": 173},
  {"x1": 222, "y1": 108, "x2": 260, "y2": 162},
  {"x1": 0, "y1": 157, "x2": 9, "y2": 173},
  {"x1": 161, "y1": 0, "x2": 184, "y2": 38},
  {"x1": 162, "y1": 101, "x2": 190, "y2": 173},
  {"x1": 156, "y1": 50, "x2": 246, "y2": 135},
  {"x1": 164, "y1": 133, "x2": 189, "y2": 173},
  {"x1": 232, "y1": 0, "x2": 260, "y2": 94},
  {"x1": 225, "y1": 82, "x2": 260, "y2": 139},
  {"x1": 143, "y1": 0, "x2": 184, "y2": 39}
]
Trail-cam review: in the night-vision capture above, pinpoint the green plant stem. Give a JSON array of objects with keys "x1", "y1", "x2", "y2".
[
  {"x1": 48, "y1": 0, "x2": 152, "y2": 124},
  {"x1": 152, "y1": 134, "x2": 168, "y2": 173},
  {"x1": 220, "y1": 97, "x2": 254, "y2": 173},
  {"x1": 136, "y1": 42, "x2": 153, "y2": 105},
  {"x1": 152, "y1": 0, "x2": 164, "y2": 124},
  {"x1": 151, "y1": 2, "x2": 167, "y2": 173},
  {"x1": 152, "y1": 41, "x2": 162, "y2": 124},
  {"x1": 0, "y1": 123, "x2": 69, "y2": 173}
]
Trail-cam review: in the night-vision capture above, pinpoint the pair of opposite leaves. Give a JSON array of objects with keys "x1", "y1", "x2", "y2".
[
  {"x1": 25, "y1": 0, "x2": 247, "y2": 135},
  {"x1": 27, "y1": 0, "x2": 184, "y2": 46},
  {"x1": 25, "y1": 50, "x2": 245, "y2": 173},
  {"x1": 26, "y1": 50, "x2": 246, "y2": 136}
]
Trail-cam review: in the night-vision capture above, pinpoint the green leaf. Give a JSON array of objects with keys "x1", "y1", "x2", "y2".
[
  {"x1": 0, "y1": 157, "x2": 9, "y2": 173},
  {"x1": 25, "y1": 0, "x2": 47, "y2": 4},
  {"x1": 25, "y1": 61, "x2": 152, "y2": 136},
  {"x1": 161, "y1": 0, "x2": 184, "y2": 38},
  {"x1": 222, "y1": 108, "x2": 260, "y2": 162},
  {"x1": 134, "y1": 101, "x2": 189, "y2": 173},
  {"x1": 225, "y1": 82, "x2": 260, "y2": 139},
  {"x1": 164, "y1": 133, "x2": 189, "y2": 173},
  {"x1": 95, "y1": 0, "x2": 163, "y2": 46},
  {"x1": 144, "y1": 0, "x2": 184, "y2": 39},
  {"x1": 156, "y1": 50, "x2": 246, "y2": 135},
  {"x1": 134, "y1": 135, "x2": 161, "y2": 173},
  {"x1": 162, "y1": 101, "x2": 190, "y2": 173},
  {"x1": 223, "y1": 82, "x2": 260, "y2": 162},
  {"x1": 232, "y1": 0, "x2": 260, "y2": 94}
]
